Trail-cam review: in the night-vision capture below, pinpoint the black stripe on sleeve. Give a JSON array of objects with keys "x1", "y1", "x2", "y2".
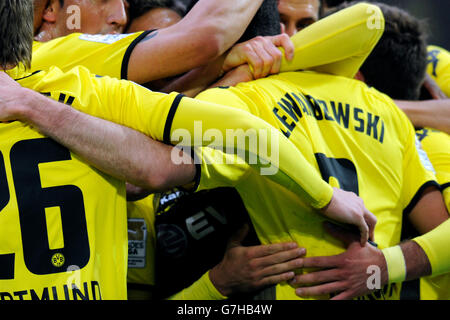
[
  {"x1": 163, "y1": 93, "x2": 185, "y2": 144},
  {"x1": 191, "y1": 151, "x2": 202, "y2": 192},
  {"x1": 403, "y1": 180, "x2": 441, "y2": 216},
  {"x1": 120, "y1": 30, "x2": 154, "y2": 80},
  {"x1": 177, "y1": 148, "x2": 202, "y2": 193},
  {"x1": 440, "y1": 182, "x2": 450, "y2": 191}
]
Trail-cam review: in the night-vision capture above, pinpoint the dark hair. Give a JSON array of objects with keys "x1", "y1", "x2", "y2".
[
  {"x1": 328, "y1": 1, "x2": 428, "y2": 100},
  {"x1": 319, "y1": 0, "x2": 347, "y2": 17},
  {"x1": 324, "y1": 0, "x2": 347, "y2": 7},
  {"x1": 187, "y1": 0, "x2": 280, "y2": 42},
  {"x1": 238, "y1": 0, "x2": 281, "y2": 43},
  {"x1": 128, "y1": 0, "x2": 187, "y2": 21},
  {"x1": 0, "y1": 0, "x2": 33, "y2": 69}
]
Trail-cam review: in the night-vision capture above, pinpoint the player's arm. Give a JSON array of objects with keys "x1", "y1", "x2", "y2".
[
  {"x1": 288, "y1": 188, "x2": 449, "y2": 300},
  {"x1": 288, "y1": 120, "x2": 450, "y2": 299},
  {"x1": 168, "y1": 96, "x2": 379, "y2": 244},
  {"x1": 422, "y1": 74, "x2": 448, "y2": 100},
  {"x1": 4, "y1": 69, "x2": 376, "y2": 244},
  {"x1": 279, "y1": 2, "x2": 385, "y2": 78},
  {"x1": 0, "y1": 73, "x2": 195, "y2": 192},
  {"x1": 195, "y1": 2, "x2": 387, "y2": 90},
  {"x1": 127, "y1": 0, "x2": 265, "y2": 83},
  {"x1": 159, "y1": 34, "x2": 295, "y2": 97},
  {"x1": 168, "y1": 224, "x2": 306, "y2": 300},
  {"x1": 290, "y1": 206, "x2": 450, "y2": 300},
  {"x1": 395, "y1": 99, "x2": 450, "y2": 135}
]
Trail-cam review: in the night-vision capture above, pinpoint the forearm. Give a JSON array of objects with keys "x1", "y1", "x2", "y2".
[
  {"x1": 401, "y1": 241, "x2": 432, "y2": 281},
  {"x1": 159, "y1": 55, "x2": 226, "y2": 97},
  {"x1": 383, "y1": 220, "x2": 450, "y2": 286},
  {"x1": 395, "y1": 99, "x2": 450, "y2": 134},
  {"x1": 17, "y1": 88, "x2": 195, "y2": 191},
  {"x1": 128, "y1": 0, "x2": 263, "y2": 83},
  {"x1": 184, "y1": 0, "x2": 264, "y2": 57}
]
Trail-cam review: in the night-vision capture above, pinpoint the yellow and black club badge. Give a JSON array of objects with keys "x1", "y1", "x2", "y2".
[{"x1": 51, "y1": 253, "x2": 65, "y2": 268}]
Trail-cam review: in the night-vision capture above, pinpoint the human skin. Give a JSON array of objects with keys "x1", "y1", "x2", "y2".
[
  {"x1": 278, "y1": 0, "x2": 320, "y2": 36},
  {"x1": 35, "y1": 0, "x2": 129, "y2": 42}
]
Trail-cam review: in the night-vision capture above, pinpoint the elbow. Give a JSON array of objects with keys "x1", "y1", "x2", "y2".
[{"x1": 140, "y1": 170, "x2": 171, "y2": 193}]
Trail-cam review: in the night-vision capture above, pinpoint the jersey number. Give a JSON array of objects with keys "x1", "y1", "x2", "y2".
[
  {"x1": 315, "y1": 153, "x2": 359, "y2": 195},
  {"x1": 0, "y1": 138, "x2": 90, "y2": 279}
]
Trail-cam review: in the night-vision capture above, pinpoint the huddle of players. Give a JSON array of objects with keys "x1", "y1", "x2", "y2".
[{"x1": 0, "y1": 0, "x2": 449, "y2": 300}]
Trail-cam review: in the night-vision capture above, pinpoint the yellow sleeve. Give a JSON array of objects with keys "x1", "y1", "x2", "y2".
[
  {"x1": 133, "y1": 81, "x2": 332, "y2": 209},
  {"x1": 194, "y1": 147, "x2": 252, "y2": 191},
  {"x1": 427, "y1": 46, "x2": 450, "y2": 97},
  {"x1": 413, "y1": 219, "x2": 450, "y2": 276},
  {"x1": 109, "y1": 80, "x2": 333, "y2": 209},
  {"x1": 167, "y1": 271, "x2": 227, "y2": 300},
  {"x1": 166, "y1": 95, "x2": 333, "y2": 209},
  {"x1": 280, "y1": 2, "x2": 385, "y2": 78},
  {"x1": 31, "y1": 31, "x2": 151, "y2": 79},
  {"x1": 24, "y1": 67, "x2": 333, "y2": 210}
]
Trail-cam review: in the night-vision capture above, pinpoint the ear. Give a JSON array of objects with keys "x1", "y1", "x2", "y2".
[
  {"x1": 42, "y1": 0, "x2": 62, "y2": 23},
  {"x1": 354, "y1": 70, "x2": 366, "y2": 82}
]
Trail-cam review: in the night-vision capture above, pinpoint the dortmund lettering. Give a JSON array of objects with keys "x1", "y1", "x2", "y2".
[{"x1": 0, "y1": 281, "x2": 102, "y2": 300}]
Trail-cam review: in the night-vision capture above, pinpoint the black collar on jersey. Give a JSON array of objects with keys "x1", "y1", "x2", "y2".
[{"x1": 14, "y1": 70, "x2": 42, "y2": 81}]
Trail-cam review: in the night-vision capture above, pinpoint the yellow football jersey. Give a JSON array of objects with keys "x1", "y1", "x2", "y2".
[
  {"x1": 194, "y1": 71, "x2": 438, "y2": 300},
  {"x1": 0, "y1": 121, "x2": 127, "y2": 300},
  {"x1": 427, "y1": 45, "x2": 450, "y2": 97},
  {"x1": 416, "y1": 128, "x2": 450, "y2": 300},
  {"x1": 12, "y1": 65, "x2": 339, "y2": 211},
  {"x1": 31, "y1": 31, "x2": 152, "y2": 80},
  {"x1": 10, "y1": 66, "x2": 359, "y2": 300},
  {"x1": 126, "y1": 195, "x2": 156, "y2": 300}
]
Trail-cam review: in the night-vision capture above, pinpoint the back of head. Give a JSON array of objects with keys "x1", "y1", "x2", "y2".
[
  {"x1": 238, "y1": 0, "x2": 281, "y2": 42},
  {"x1": 328, "y1": 1, "x2": 428, "y2": 100},
  {"x1": 0, "y1": 0, "x2": 34, "y2": 69},
  {"x1": 187, "y1": 0, "x2": 281, "y2": 42},
  {"x1": 320, "y1": 0, "x2": 348, "y2": 15}
]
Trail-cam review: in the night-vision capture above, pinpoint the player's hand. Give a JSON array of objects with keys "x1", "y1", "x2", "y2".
[
  {"x1": 289, "y1": 222, "x2": 388, "y2": 300},
  {"x1": 320, "y1": 187, "x2": 377, "y2": 247},
  {"x1": 0, "y1": 72, "x2": 30, "y2": 121},
  {"x1": 222, "y1": 33, "x2": 295, "y2": 80},
  {"x1": 211, "y1": 64, "x2": 254, "y2": 88},
  {"x1": 209, "y1": 224, "x2": 305, "y2": 296}
]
